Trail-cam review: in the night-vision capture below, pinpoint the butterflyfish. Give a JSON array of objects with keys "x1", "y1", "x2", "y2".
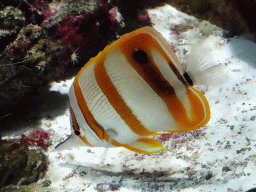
[{"x1": 56, "y1": 26, "x2": 215, "y2": 154}]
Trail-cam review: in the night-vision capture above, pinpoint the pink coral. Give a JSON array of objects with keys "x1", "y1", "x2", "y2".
[
  {"x1": 17, "y1": 129, "x2": 52, "y2": 151},
  {"x1": 55, "y1": 0, "x2": 117, "y2": 65},
  {"x1": 96, "y1": 183, "x2": 119, "y2": 191},
  {"x1": 109, "y1": 8, "x2": 118, "y2": 23},
  {"x1": 22, "y1": 0, "x2": 117, "y2": 68},
  {"x1": 138, "y1": 12, "x2": 151, "y2": 24},
  {"x1": 158, "y1": 133, "x2": 180, "y2": 143},
  {"x1": 170, "y1": 43, "x2": 177, "y2": 53},
  {"x1": 28, "y1": 0, "x2": 47, "y2": 13},
  {"x1": 28, "y1": 0, "x2": 56, "y2": 23},
  {"x1": 63, "y1": 170, "x2": 77, "y2": 180},
  {"x1": 8, "y1": 36, "x2": 29, "y2": 53},
  {"x1": 158, "y1": 127, "x2": 207, "y2": 144},
  {"x1": 172, "y1": 25, "x2": 180, "y2": 35}
]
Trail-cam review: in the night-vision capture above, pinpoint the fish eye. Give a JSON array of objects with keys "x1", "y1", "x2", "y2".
[
  {"x1": 132, "y1": 49, "x2": 149, "y2": 64},
  {"x1": 74, "y1": 130, "x2": 80, "y2": 135},
  {"x1": 182, "y1": 72, "x2": 193, "y2": 86}
]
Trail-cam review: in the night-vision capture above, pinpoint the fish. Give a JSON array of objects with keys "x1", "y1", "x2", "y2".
[{"x1": 55, "y1": 26, "x2": 220, "y2": 154}]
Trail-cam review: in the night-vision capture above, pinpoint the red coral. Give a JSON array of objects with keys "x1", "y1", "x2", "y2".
[
  {"x1": 170, "y1": 43, "x2": 177, "y2": 53},
  {"x1": 55, "y1": 0, "x2": 117, "y2": 65},
  {"x1": 172, "y1": 25, "x2": 180, "y2": 35},
  {"x1": 56, "y1": 15, "x2": 84, "y2": 51},
  {"x1": 158, "y1": 133, "x2": 180, "y2": 143},
  {"x1": 8, "y1": 36, "x2": 29, "y2": 53},
  {"x1": 17, "y1": 129, "x2": 51, "y2": 151},
  {"x1": 158, "y1": 133, "x2": 186, "y2": 145},
  {"x1": 187, "y1": 129, "x2": 204, "y2": 135},
  {"x1": 28, "y1": 0, "x2": 57, "y2": 26},
  {"x1": 28, "y1": 0, "x2": 48, "y2": 13},
  {"x1": 109, "y1": 8, "x2": 118, "y2": 23},
  {"x1": 63, "y1": 170, "x2": 77, "y2": 180},
  {"x1": 41, "y1": 8, "x2": 57, "y2": 24},
  {"x1": 138, "y1": 12, "x2": 151, "y2": 24},
  {"x1": 158, "y1": 127, "x2": 207, "y2": 144},
  {"x1": 96, "y1": 183, "x2": 119, "y2": 191},
  {"x1": 23, "y1": 0, "x2": 117, "y2": 67}
]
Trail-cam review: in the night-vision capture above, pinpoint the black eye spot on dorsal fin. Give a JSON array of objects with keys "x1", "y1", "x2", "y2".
[
  {"x1": 132, "y1": 49, "x2": 149, "y2": 64},
  {"x1": 182, "y1": 72, "x2": 193, "y2": 86}
]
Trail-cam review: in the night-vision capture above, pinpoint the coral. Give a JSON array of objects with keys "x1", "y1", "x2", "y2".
[
  {"x1": 27, "y1": 0, "x2": 48, "y2": 13},
  {"x1": 17, "y1": 129, "x2": 52, "y2": 151},
  {"x1": 170, "y1": 43, "x2": 177, "y2": 53},
  {"x1": 0, "y1": 6, "x2": 26, "y2": 33},
  {"x1": 0, "y1": 23, "x2": 61, "y2": 115},
  {"x1": 63, "y1": 169, "x2": 77, "y2": 180},
  {"x1": 0, "y1": 140, "x2": 47, "y2": 189},
  {"x1": 55, "y1": 0, "x2": 118, "y2": 65},
  {"x1": 96, "y1": 183, "x2": 119, "y2": 192},
  {"x1": 158, "y1": 133, "x2": 181, "y2": 143},
  {"x1": 109, "y1": 8, "x2": 118, "y2": 23},
  {"x1": 158, "y1": 128, "x2": 206, "y2": 145},
  {"x1": 27, "y1": 0, "x2": 57, "y2": 24},
  {"x1": 172, "y1": 25, "x2": 180, "y2": 36},
  {"x1": 0, "y1": 0, "x2": 150, "y2": 113},
  {"x1": 138, "y1": 12, "x2": 151, "y2": 24},
  {"x1": 0, "y1": 6, "x2": 26, "y2": 53},
  {"x1": 6, "y1": 24, "x2": 44, "y2": 54}
]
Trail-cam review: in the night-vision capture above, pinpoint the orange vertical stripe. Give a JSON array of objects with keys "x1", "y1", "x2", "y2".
[
  {"x1": 72, "y1": 77, "x2": 134, "y2": 148},
  {"x1": 187, "y1": 88, "x2": 211, "y2": 127},
  {"x1": 73, "y1": 78, "x2": 108, "y2": 140},
  {"x1": 94, "y1": 55, "x2": 160, "y2": 137},
  {"x1": 71, "y1": 80, "x2": 157, "y2": 152}
]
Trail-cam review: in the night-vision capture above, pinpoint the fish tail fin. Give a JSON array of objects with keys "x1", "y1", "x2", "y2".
[{"x1": 185, "y1": 36, "x2": 228, "y2": 87}]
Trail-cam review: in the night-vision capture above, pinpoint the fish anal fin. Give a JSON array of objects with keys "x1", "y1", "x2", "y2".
[{"x1": 127, "y1": 138, "x2": 165, "y2": 154}]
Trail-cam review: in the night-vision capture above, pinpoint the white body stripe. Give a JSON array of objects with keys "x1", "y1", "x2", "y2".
[
  {"x1": 77, "y1": 60, "x2": 141, "y2": 145},
  {"x1": 144, "y1": 30, "x2": 183, "y2": 73}
]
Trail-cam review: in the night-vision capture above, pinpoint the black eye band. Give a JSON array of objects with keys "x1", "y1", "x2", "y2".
[
  {"x1": 182, "y1": 72, "x2": 193, "y2": 86},
  {"x1": 132, "y1": 49, "x2": 149, "y2": 64}
]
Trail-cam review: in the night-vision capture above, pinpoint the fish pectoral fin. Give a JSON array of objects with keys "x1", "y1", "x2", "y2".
[{"x1": 129, "y1": 138, "x2": 165, "y2": 154}]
